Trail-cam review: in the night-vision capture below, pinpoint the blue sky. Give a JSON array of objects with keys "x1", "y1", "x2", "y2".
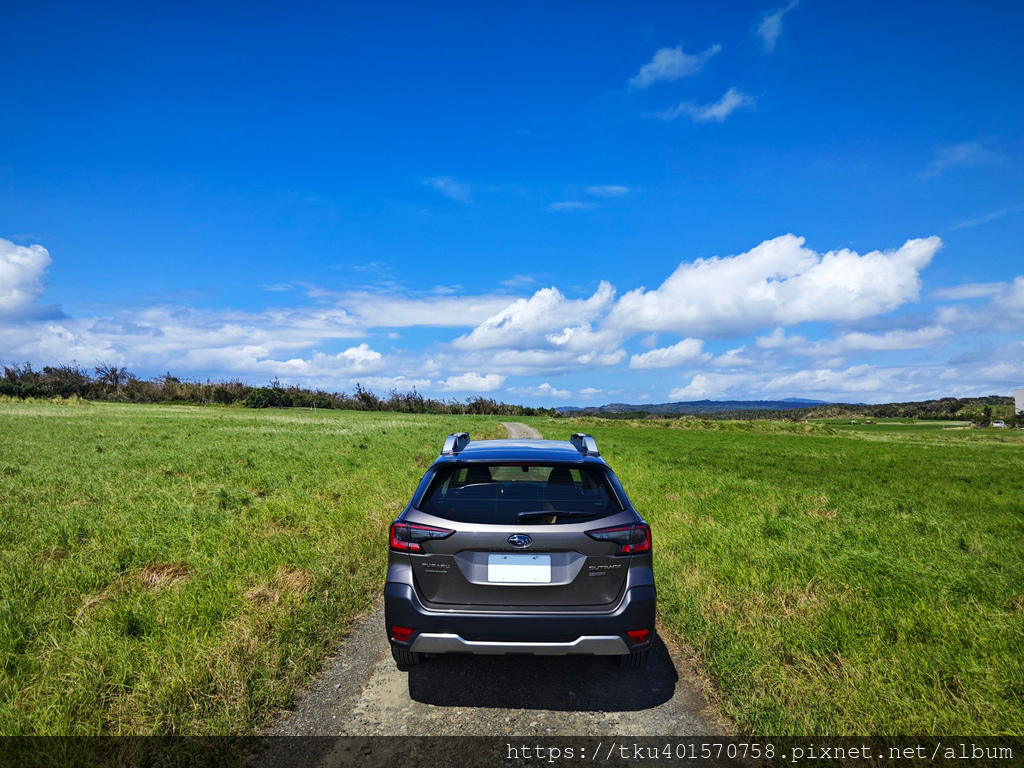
[{"x1": 2, "y1": 1, "x2": 1022, "y2": 405}]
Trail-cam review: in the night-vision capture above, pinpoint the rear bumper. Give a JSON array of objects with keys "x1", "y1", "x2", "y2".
[
  {"x1": 411, "y1": 633, "x2": 630, "y2": 655},
  {"x1": 384, "y1": 581, "x2": 656, "y2": 655}
]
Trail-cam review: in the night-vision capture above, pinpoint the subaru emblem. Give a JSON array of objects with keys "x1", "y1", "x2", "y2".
[{"x1": 508, "y1": 534, "x2": 532, "y2": 548}]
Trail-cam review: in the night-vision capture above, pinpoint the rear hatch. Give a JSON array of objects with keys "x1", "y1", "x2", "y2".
[{"x1": 392, "y1": 462, "x2": 644, "y2": 609}]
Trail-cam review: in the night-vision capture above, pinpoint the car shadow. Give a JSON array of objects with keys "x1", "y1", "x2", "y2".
[{"x1": 406, "y1": 636, "x2": 679, "y2": 711}]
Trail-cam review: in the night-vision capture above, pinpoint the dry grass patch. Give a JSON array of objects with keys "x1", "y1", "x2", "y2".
[
  {"x1": 139, "y1": 562, "x2": 192, "y2": 590},
  {"x1": 245, "y1": 566, "x2": 313, "y2": 605}
]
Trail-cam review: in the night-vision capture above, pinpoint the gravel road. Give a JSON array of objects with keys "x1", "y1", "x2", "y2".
[
  {"x1": 500, "y1": 421, "x2": 543, "y2": 439},
  {"x1": 254, "y1": 423, "x2": 731, "y2": 765}
]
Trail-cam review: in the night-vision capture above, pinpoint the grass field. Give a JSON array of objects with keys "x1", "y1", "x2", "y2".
[
  {"x1": 0, "y1": 401, "x2": 504, "y2": 735},
  {"x1": 563, "y1": 416, "x2": 1024, "y2": 735},
  {"x1": 1, "y1": 402, "x2": 1022, "y2": 737}
]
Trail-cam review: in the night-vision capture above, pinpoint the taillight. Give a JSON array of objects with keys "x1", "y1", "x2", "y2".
[
  {"x1": 389, "y1": 521, "x2": 454, "y2": 552},
  {"x1": 586, "y1": 523, "x2": 651, "y2": 554}
]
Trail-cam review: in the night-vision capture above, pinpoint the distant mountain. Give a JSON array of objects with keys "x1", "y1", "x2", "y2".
[{"x1": 555, "y1": 398, "x2": 833, "y2": 414}]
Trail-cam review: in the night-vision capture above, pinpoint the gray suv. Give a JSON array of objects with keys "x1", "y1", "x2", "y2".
[{"x1": 384, "y1": 432, "x2": 655, "y2": 669}]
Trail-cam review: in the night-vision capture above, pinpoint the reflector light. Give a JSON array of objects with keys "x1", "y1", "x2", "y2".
[
  {"x1": 627, "y1": 629, "x2": 650, "y2": 645},
  {"x1": 390, "y1": 626, "x2": 413, "y2": 642}
]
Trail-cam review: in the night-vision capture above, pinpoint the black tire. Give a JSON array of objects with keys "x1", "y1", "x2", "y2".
[
  {"x1": 391, "y1": 645, "x2": 423, "y2": 668},
  {"x1": 617, "y1": 648, "x2": 650, "y2": 669}
]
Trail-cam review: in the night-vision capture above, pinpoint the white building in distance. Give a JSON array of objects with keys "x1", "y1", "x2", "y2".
[{"x1": 1016, "y1": 389, "x2": 1024, "y2": 414}]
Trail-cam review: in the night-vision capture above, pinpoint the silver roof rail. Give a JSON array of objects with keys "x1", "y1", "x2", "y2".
[
  {"x1": 441, "y1": 432, "x2": 470, "y2": 454},
  {"x1": 570, "y1": 433, "x2": 600, "y2": 456}
]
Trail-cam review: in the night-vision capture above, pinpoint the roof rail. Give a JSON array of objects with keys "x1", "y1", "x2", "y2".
[
  {"x1": 570, "y1": 433, "x2": 600, "y2": 456},
  {"x1": 441, "y1": 432, "x2": 470, "y2": 455}
]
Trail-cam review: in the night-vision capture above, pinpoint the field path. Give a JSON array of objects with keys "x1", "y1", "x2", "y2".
[
  {"x1": 500, "y1": 421, "x2": 544, "y2": 439},
  {"x1": 255, "y1": 423, "x2": 729, "y2": 764}
]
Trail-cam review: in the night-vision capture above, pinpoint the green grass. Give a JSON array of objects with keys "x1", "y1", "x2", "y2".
[
  {"x1": 1, "y1": 403, "x2": 1022, "y2": 737},
  {"x1": 0, "y1": 401, "x2": 504, "y2": 735},
  {"x1": 541, "y1": 416, "x2": 1024, "y2": 736}
]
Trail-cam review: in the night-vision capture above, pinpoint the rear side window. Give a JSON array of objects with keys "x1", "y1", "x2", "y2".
[{"x1": 419, "y1": 463, "x2": 623, "y2": 525}]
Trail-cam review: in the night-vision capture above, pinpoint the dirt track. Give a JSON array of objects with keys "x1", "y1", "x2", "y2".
[
  {"x1": 500, "y1": 421, "x2": 544, "y2": 439},
  {"x1": 255, "y1": 423, "x2": 730, "y2": 764}
]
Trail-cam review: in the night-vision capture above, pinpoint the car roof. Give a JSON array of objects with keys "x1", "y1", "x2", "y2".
[{"x1": 432, "y1": 438, "x2": 606, "y2": 465}]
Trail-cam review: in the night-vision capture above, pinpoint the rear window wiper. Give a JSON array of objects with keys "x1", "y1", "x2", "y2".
[{"x1": 517, "y1": 510, "x2": 598, "y2": 522}]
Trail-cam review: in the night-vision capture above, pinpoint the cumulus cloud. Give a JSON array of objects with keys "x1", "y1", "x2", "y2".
[
  {"x1": 629, "y1": 338, "x2": 709, "y2": 369},
  {"x1": 655, "y1": 88, "x2": 754, "y2": 123},
  {"x1": 508, "y1": 382, "x2": 573, "y2": 399},
  {"x1": 423, "y1": 176, "x2": 471, "y2": 202},
  {"x1": 757, "y1": 1, "x2": 798, "y2": 53},
  {"x1": 586, "y1": 185, "x2": 630, "y2": 197},
  {"x1": 454, "y1": 282, "x2": 618, "y2": 351},
  {"x1": 0, "y1": 238, "x2": 62, "y2": 320},
  {"x1": 438, "y1": 372, "x2": 507, "y2": 392},
  {"x1": 12, "y1": 230, "x2": 1021, "y2": 404},
  {"x1": 629, "y1": 44, "x2": 722, "y2": 89},
  {"x1": 710, "y1": 347, "x2": 754, "y2": 368},
  {"x1": 608, "y1": 235, "x2": 942, "y2": 336},
  {"x1": 924, "y1": 142, "x2": 1001, "y2": 178}
]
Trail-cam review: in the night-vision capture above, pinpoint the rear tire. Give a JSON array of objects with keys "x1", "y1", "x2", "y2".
[
  {"x1": 617, "y1": 648, "x2": 650, "y2": 669},
  {"x1": 391, "y1": 646, "x2": 423, "y2": 668}
]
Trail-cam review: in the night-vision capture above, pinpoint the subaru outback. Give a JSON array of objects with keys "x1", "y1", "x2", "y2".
[{"x1": 384, "y1": 432, "x2": 655, "y2": 669}]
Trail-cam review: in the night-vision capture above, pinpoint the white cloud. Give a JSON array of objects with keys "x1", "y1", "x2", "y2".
[
  {"x1": 655, "y1": 88, "x2": 754, "y2": 123},
  {"x1": 508, "y1": 382, "x2": 573, "y2": 399},
  {"x1": 669, "y1": 373, "x2": 737, "y2": 400},
  {"x1": 354, "y1": 375, "x2": 432, "y2": 391},
  {"x1": 629, "y1": 338, "x2": 709, "y2": 369},
  {"x1": 933, "y1": 282, "x2": 1007, "y2": 300},
  {"x1": 924, "y1": 142, "x2": 1001, "y2": 178},
  {"x1": 262, "y1": 283, "x2": 294, "y2": 292},
  {"x1": 834, "y1": 327, "x2": 951, "y2": 352},
  {"x1": 423, "y1": 176, "x2": 471, "y2": 202},
  {"x1": 549, "y1": 201, "x2": 596, "y2": 211},
  {"x1": 757, "y1": 1, "x2": 798, "y2": 53},
  {"x1": 454, "y1": 282, "x2": 618, "y2": 351},
  {"x1": 312, "y1": 290, "x2": 515, "y2": 328},
  {"x1": 0, "y1": 238, "x2": 61, "y2": 320},
  {"x1": 438, "y1": 372, "x2": 507, "y2": 392},
  {"x1": 629, "y1": 44, "x2": 722, "y2": 89},
  {"x1": 710, "y1": 346, "x2": 754, "y2": 368},
  {"x1": 500, "y1": 274, "x2": 538, "y2": 289},
  {"x1": 580, "y1": 387, "x2": 603, "y2": 397},
  {"x1": 609, "y1": 235, "x2": 942, "y2": 336},
  {"x1": 585, "y1": 185, "x2": 630, "y2": 197},
  {"x1": 954, "y1": 204, "x2": 1024, "y2": 230},
  {"x1": 337, "y1": 343, "x2": 383, "y2": 371},
  {"x1": 757, "y1": 326, "x2": 951, "y2": 356}
]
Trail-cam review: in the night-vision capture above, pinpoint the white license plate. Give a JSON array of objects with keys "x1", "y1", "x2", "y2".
[{"x1": 487, "y1": 554, "x2": 552, "y2": 583}]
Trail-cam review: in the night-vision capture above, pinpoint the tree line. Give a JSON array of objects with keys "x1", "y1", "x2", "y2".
[{"x1": 0, "y1": 362, "x2": 557, "y2": 416}]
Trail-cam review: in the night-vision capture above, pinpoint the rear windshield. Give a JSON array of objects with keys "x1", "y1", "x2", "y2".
[{"x1": 419, "y1": 463, "x2": 623, "y2": 525}]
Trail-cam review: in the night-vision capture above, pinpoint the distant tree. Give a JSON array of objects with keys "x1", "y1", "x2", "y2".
[
  {"x1": 94, "y1": 363, "x2": 133, "y2": 395},
  {"x1": 977, "y1": 405, "x2": 993, "y2": 427}
]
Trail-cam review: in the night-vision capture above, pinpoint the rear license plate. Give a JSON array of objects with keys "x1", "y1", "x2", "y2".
[{"x1": 487, "y1": 554, "x2": 552, "y2": 583}]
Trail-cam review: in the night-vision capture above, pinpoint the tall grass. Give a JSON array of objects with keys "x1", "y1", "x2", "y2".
[
  {"x1": 3, "y1": 403, "x2": 1022, "y2": 737},
  {"x1": 543, "y1": 416, "x2": 1024, "y2": 735},
  {"x1": 0, "y1": 402, "x2": 503, "y2": 735}
]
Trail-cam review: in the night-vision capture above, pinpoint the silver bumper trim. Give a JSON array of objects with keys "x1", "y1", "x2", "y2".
[{"x1": 409, "y1": 633, "x2": 630, "y2": 656}]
